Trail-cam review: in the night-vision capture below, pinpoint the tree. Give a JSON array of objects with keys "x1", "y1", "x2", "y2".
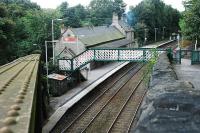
[
  {"x1": 14, "y1": 7, "x2": 62, "y2": 60},
  {"x1": 129, "y1": 0, "x2": 180, "y2": 43},
  {"x1": 134, "y1": 22, "x2": 148, "y2": 45},
  {"x1": 0, "y1": 2, "x2": 16, "y2": 64},
  {"x1": 89, "y1": 0, "x2": 126, "y2": 26},
  {"x1": 57, "y1": 0, "x2": 126, "y2": 27},
  {"x1": 58, "y1": 3, "x2": 88, "y2": 28},
  {"x1": 0, "y1": 1, "x2": 59, "y2": 64},
  {"x1": 180, "y1": 0, "x2": 200, "y2": 40},
  {"x1": 62, "y1": 6, "x2": 83, "y2": 27},
  {"x1": 57, "y1": 1, "x2": 68, "y2": 17}
]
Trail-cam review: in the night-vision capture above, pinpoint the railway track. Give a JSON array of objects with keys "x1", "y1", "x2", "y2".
[
  {"x1": 51, "y1": 63, "x2": 148, "y2": 133},
  {"x1": 107, "y1": 75, "x2": 147, "y2": 133},
  {"x1": 0, "y1": 54, "x2": 40, "y2": 133},
  {"x1": 51, "y1": 41, "x2": 176, "y2": 133},
  {"x1": 81, "y1": 65, "x2": 147, "y2": 133},
  {"x1": 51, "y1": 63, "x2": 139, "y2": 132}
]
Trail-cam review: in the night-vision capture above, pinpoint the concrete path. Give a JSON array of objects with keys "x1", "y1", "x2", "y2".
[{"x1": 174, "y1": 58, "x2": 200, "y2": 89}]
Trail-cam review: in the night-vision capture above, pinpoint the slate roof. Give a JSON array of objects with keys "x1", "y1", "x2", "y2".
[
  {"x1": 95, "y1": 39, "x2": 133, "y2": 48},
  {"x1": 71, "y1": 26, "x2": 125, "y2": 47}
]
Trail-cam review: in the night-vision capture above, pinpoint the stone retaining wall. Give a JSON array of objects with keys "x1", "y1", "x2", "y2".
[{"x1": 134, "y1": 53, "x2": 200, "y2": 133}]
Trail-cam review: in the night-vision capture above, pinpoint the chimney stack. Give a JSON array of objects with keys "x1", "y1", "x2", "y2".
[
  {"x1": 112, "y1": 12, "x2": 119, "y2": 25},
  {"x1": 61, "y1": 24, "x2": 66, "y2": 34},
  {"x1": 122, "y1": 13, "x2": 127, "y2": 22}
]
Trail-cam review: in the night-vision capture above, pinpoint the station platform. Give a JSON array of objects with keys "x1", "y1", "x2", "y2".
[
  {"x1": 42, "y1": 40, "x2": 172, "y2": 133},
  {"x1": 142, "y1": 40, "x2": 172, "y2": 48},
  {"x1": 174, "y1": 58, "x2": 200, "y2": 89},
  {"x1": 43, "y1": 61, "x2": 129, "y2": 132}
]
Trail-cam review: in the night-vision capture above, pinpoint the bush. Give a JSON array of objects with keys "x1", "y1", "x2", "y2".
[{"x1": 180, "y1": 40, "x2": 192, "y2": 48}]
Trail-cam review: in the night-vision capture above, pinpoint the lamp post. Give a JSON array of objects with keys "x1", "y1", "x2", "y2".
[
  {"x1": 45, "y1": 41, "x2": 49, "y2": 94},
  {"x1": 195, "y1": 38, "x2": 197, "y2": 51},
  {"x1": 177, "y1": 34, "x2": 180, "y2": 49},
  {"x1": 45, "y1": 40, "x2": 59, "y2": 95},
  {"x1": 52, "y1": 18, "x2": 63, "y2": 65},
  {"x1": 182, "y1": 35, "x2": 184, "y2": 48},
  {"x1": 144, "y1": 28, "x2": 148, "y2": 45},
  {"x1": 162, "y1": 27, "x2": 166, "y2": 40},
  {"x1": 155, "y1": 28, "x2": 158, "y2": 42}
]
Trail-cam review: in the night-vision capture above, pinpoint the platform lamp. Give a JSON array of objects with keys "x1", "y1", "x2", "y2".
[
  {"x1": 155, "y1": 28, "x2": 158, "y2": 42},
  {"x1": 52, "y1": 18, "x2": 63, "y2": 65},
  {"x1": 162, "y1": 27, "x2": 166, "y2": 40},
  {"x1": 144, "y1": 28, "x2": 148, "y2": 45},
  {"x1": 195, "y1": 37, "x2": 198, "y2": 51},
  {"x1": 45, "y1": 40, "x2": 59, "y2": 95}
]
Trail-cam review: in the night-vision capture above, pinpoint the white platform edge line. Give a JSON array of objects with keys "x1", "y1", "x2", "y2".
[{"x1": 158, "y1": 40, "x2": 175, "y2": 47}]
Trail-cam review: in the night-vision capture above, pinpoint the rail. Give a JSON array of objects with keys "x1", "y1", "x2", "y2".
[{"x1": 60, "y1": 64, "x2": 144, "y2": 132}]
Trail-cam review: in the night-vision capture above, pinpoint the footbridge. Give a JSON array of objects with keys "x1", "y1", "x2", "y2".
[
  {"x1": 58, "y1": 48, "x2": 169, "y2": 71},
  {"x1": 59, "y1": 39, "x2": 200, "y2": 71}
]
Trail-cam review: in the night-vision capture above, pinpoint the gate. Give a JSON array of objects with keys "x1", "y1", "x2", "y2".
[
  {"x1": 173, "y1": 49, "x2": 200, "y2": 64},
  {"x1": 191, "y1": 51, "x2": 200, "y2": 64}
]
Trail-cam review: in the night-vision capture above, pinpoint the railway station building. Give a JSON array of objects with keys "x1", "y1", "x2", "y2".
[{"x1": 54, "y1": 13, "x2": 135, "y2": 62}]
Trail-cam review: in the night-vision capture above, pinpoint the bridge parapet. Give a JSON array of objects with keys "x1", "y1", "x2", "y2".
[{"x1": 0, "y1": 54, "x2": 40, "y2": 133}]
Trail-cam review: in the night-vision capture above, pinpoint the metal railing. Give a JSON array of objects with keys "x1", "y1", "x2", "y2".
[
  {"x1": 173, "y1": 49, "x2": 200, "y2": 64},
  {"x1": 58, "y1": 48, "x2": 167, "y2": 71}
]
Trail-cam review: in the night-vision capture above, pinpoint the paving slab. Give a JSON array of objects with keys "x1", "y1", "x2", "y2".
[{"x1": 173, "y1": 58, "x2": 200, "y2": 89}]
